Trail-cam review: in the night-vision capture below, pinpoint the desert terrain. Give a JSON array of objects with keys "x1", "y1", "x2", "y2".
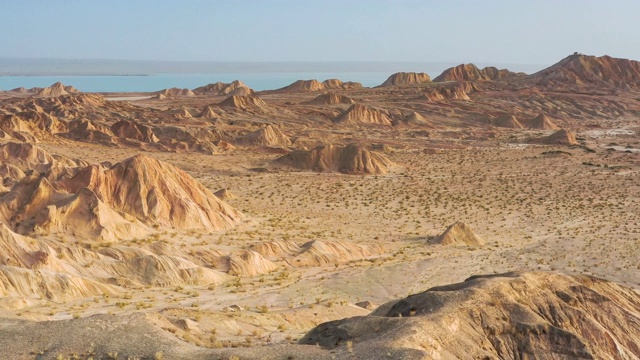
[{"x1": 0, "y1": 53, "x2": 640, "y2": 359}]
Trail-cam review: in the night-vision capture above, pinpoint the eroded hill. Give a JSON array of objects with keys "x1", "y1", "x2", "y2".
[{"x1": 0, "y1": 52, "x2": 639, "y2": 359}]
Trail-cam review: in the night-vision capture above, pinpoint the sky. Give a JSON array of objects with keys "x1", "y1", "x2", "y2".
[{"x1": 1, "y1": 0, "x2": 639, "y2": 65}]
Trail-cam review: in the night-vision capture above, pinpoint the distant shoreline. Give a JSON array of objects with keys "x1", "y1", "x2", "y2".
[{"x1": 0, "y1": 61, "x2": 547, "y2": 92}]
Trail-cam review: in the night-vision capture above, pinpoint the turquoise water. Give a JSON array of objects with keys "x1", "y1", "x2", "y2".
[
  {"x1": 0, "y1": 60, "x2": 547, "y2": 93},
  {"x1": 0, "y1": 72, "x2": 402, "y2": 93}
]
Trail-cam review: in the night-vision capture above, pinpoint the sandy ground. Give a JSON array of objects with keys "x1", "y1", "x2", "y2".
[
  {"x1": 1, "y1": 68, "x2": 639, "y2": 357},
  {"x1": 15, "y1": 121, "x2": 637, "y2": 354}
]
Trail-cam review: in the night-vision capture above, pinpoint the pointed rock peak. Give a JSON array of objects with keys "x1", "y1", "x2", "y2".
[
  {"x1": 111, "y1": 120, "x2": 158, "y2": 143},
  {"x1": 306, "y1": 92, "x2": 356, "y2": 105},
  {"x1": 402, "y1": 111, "x2": 433, "y2": 126},
  {"x1": 219, "y1": 95, "x2": 267, "y2": 109},
  {"x1": 198, "y1": 105, "x2": 218, "y2": 118},
  {"x1": 492, "y1": 114, "x2": 524, "y2": 129},
  {"x1": 157, "y1": 88, "x2": 195, "y2": 97},
  {"x1": 274, "y1": 143, "x2": 395, "y2": 175},
  {"x1": 192, "y1": 81, "x2": 254, "y2": 95},
  {"x1": 59, "y1": 154, "x2": 243, "y2": 231},
  {"x1": 236, "y1": 124, "x2": 292, "y2": 148},
  {"x1": 36, "y1": 82, "x2": 74, "y2": 97},
  {"x1": 0, "y1": 142, "x2": 55, "y2": 165},
  {"x1": 334, "y1": 104, "x2": 392, "y2": 126},
  {"x1": 543, "y1": 129, "x2": 579, "y2": 145},
  {"x1": 432, "y1": 221, "x2": 485, "y2": 246},
  {"x1": 531, "y1": 53, "x2": 640, "y2": 87},
  {"x1": 526, "y1": 114, "x2": 560, "y2": 130}
]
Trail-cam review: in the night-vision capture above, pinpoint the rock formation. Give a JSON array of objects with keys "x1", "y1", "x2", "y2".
[
  {"x1": 218, "y1": 95, "x2": 267, "y2": 110},
  {"x1": 399, "y1": 111, "x2": 433, "y2": 127},
  {"x1": 280, "y1": 79, "x2": 324, "y2": 92},
  {"x1": 275, "y1": 144, "x2": 394, "y2": 175},
  {"x1": 0, "y1": 152, "x2": 243, "y2": 241},
  {"x1": 111, "y1": 120, "x2": 159, "y2": 143},
  {"x1": 300, "y1": 271, "x2": 640, "y2": 359},
  {"x1": 276, "y1": 79, "x2": 363, "y2": 92},
  {"x1": 250, "y1": 239, "x2": 381, "y2": 267},
  {"x1": 0, "y1": 142, "x2": 86, "y2": 183},
  {"x1": 61, "y1": 119, "x2": 117, "y2": 144},
  {"x1": 434, "y1": 64, "x2": 524, "y2": 82},
  {"x1": 152, "y1": 126, "x2": 223, "y2": 153},
  {"x1": 214, "y1": 188, "x2": 236, "y2": 200},
  {"x1": 431, "y1": 221, "x2": 485, "y2": 246},
  {"x1": 334, "y1": 104, "x2": 392, "y2": 126},
  {"x1": 198, "y1": 105, "x2": 220, "y2": 118},
  {"x1": 251, "y1": 240, "x2": 303, "y2": 259},
  {"x1": 522, "y1": 114, "x2": 560, "y2": 130},
  {"x1": 293, "y1": 240, "x2": 381, "y2": 266},
  {"x1": 21, "y1": 111, "x2": 67, "y2": 133},
  {"x1": 35, "y1": 82, "x2": 77, "y2": 97},
  {"x1": 530, "y1": 53, "x2": 640, "y2": 88},
  {"x1": 422, "y1": 82, "x2": 478, "y2": 101},
  {"x1": 305, "y1": 93, "x2": 355, "y2": 105},
  {"x1": 235, "y1": 124, "x2": 292, "y2": 148},
  {"x1": 491, "y1": 114, "x2": 524, "y2": 129},
  {"x1": 540, "y1": 129, "x2": 579, "y2": 145},
  {"x1": 193, "y1": 80, "x2": 254, "y2": 96},
  {"x1": 379, "y1": 72, "x2": 431, "y2": 86},
  {"x1": 156, "y1": 88, "x2": 195, "y2": 97},
  {"x1": 227, "y1": 250, "x2": 279, "y2": 276},
  {"x1": 61, "y1": 155, "x2": 243, "y2": 230}
]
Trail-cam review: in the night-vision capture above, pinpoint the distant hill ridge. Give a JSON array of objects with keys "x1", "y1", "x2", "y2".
[
  {"x1": 529, "y1": 53, "x2": 640, "y2": 88},
  {"x1": 434, "y1": 64, "x2": 524, "y2": 82}
]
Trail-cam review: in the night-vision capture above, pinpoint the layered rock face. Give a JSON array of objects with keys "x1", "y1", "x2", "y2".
[
  {"x1": 275, "y1": 144, "x2": 395, "y2": 175},
  {"x1": 379, "y1": 72, "x2": 432, "y2": 86},
  {"x1": 434, "y1": 64, "x2": 524, "y2": 82},
  {"x1": 276, "y1": 79, "x2": 363, "y2": 92},
  {"x1": 333, "y1": 104, "x2": 393, "y2": 126},
  {"x1": 301, "y1": 272, "x2": 640, "y2": 359},
  {"x1": 530, "y1": 53, "x2": 640, "y2": 88},
  {"x1": 0, "y1": 150, "x2": 243, "y2": 241}
]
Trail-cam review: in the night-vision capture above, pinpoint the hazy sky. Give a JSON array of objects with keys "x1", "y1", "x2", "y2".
[{"x1": 2, "y1": 0, "x2": 639, "y2": 65}]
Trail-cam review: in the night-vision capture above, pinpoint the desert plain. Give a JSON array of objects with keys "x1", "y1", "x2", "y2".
[{"x1": 0, "y1": 53, "x2": 640, "y2": 359}]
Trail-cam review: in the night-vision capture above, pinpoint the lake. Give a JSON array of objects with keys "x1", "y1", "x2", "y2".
[{"x1": 0, "y1": 61, "x2": 547, "y2": 92}]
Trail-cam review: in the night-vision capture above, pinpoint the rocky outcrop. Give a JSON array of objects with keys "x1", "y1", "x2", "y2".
[
  {"x1": 305, "y1": 93, "x2": 356, "y2": 105},
  {"x1": 0, "y1": 153, "x2": 243, "y2": 241},
  {"x1": 491, "y1": 114, "x2": 524, "y2": 129},
  {"x1": 522, "y1": 114, "x2": 560, "y2": 130},
  {"x1": 422, "y1": 82, "x2": 479, "y2": 101},
  {"x1": 35, "y1": 82, "x2": 78, "y2": 97},
  {"x1": 333, "y1": 104, "x2": 392, "y2": 126},
  {"x1": 530, "y1": 53, "x2": 640, "y2": 88},
  {"x1": 301, "y1": 271, "x2": 640, "y2": 359},
  {"x1": 434, "y1": 64, "x2": 524, "y2": 82},
  {"x1": 218, "y1": 95, "x2": 267, "y2": 110},
  {"x1": 379, "y1": 72, "x2": 431, "y2": 86},
  {"x1": 193, "y1": 80, "x2": 254, "y2": 96},
  {"x1": 111, "y1": 120, "x2": 159, "y2": 143},
  {"x1": 235, "y1": 124, "x2": 292, "y2": 148},
  {"x1": 276, "y1": 79, "x2": 363, "y2": 93},
  {"x1": 275, "y1": 144, "x2": 395, "y2": 175},
  {"x1": 156, "y1": 88, "x2": 195, "y2": 97},
  {"x1": 539, "y1": 129, "x2": 579, "y2": 145},
  {"x1": 430, "y1": 221, "x2": 485, "y2": 246}
]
